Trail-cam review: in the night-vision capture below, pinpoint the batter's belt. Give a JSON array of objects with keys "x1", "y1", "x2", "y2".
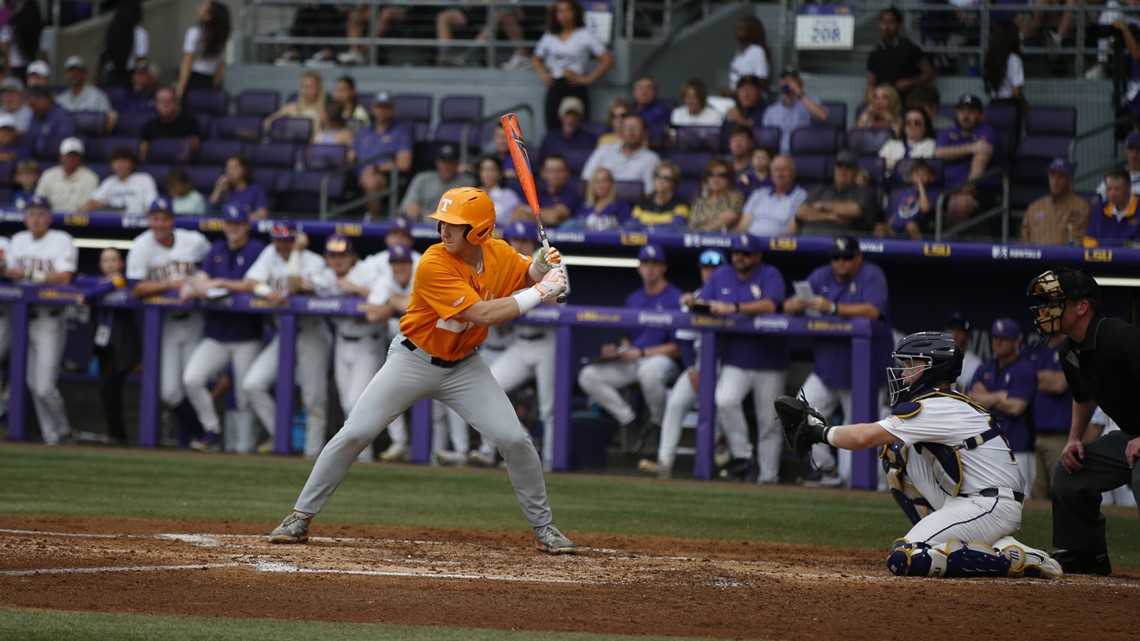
[{"x1": 401, "y1": 338, "x2": 473, "y2": 369}]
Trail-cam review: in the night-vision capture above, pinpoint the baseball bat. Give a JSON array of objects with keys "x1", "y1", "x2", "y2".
[{"x1": 501, "y1": 112, "x2": 569, "y2": 303}]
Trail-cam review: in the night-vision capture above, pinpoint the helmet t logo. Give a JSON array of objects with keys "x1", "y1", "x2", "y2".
[{"x1": 439, "y1": 198, "x2": 453, "y2": 212}]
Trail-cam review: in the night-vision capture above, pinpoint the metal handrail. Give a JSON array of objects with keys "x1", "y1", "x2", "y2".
[{"x1": 933, "y1": 164, "x2": 1010, "y2": 242}]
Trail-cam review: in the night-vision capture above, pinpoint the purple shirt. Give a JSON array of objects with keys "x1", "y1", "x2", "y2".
[
  {"x1": 226, "y1": 184, "x2": 270, "y2": 214},
  {"x1": 119, "y1": 90, "x2": 156, "y2": 113},
  {"x1": 352, "y1": 124, "x2": 412, "y2": 176},
  {"x1": 29, "y1": 104, "x2": 77, "y2": 154},
  {"x1": 970, "y1": 355, "x2": 1038, "y2": 451},
  {"x1": 636, "y1": 100, "x2": 672, "y2": 127},
  {"x1": 573, "y1": 199, "x2": 632, "y2": 230},
  {"x1": 704, "y1": 263, "x2": 789, "y2": 370},
  {"x1": 626, "y1": 282, "x2": 685, "y2": 350},
  {"x1": 806, "y1": 260, "x2": 891, "y2": 389},
  {"x1": 736, "y1": 170, "x2": 772, "y2": 198},
  {"x1": 888, "y1": 187, "x2": 939, "y2": 233},
  {"x1": 1024, "y1": 342, "x2": 1072, "y2": 433},
  {"x1": 936, "y1": 123, "x2": 999, "y2": 186},
  {"x1": 538, "y1": 182, "x2": 582, "y2": 220},
  {"x1": 200, "y1": 238, "x2": 267, "y2": 342},
  {"x1": 540, "y1": 127, "x2": 597, "y2": 161},
  {"x1": 1087, "y1": 196, "x2": 1140, "y2": 246}
]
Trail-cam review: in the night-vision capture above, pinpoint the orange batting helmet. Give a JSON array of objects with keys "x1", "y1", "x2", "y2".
[{"x1": 427, "y1": 187, "x2": 496, "y2": 245}]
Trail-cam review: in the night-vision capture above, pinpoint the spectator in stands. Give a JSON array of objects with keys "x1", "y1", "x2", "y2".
[
  {"x1": 669, "y1": 78, "x2": 724, "y2": 128},
  {"x1": 140, "y1": 87, "x2": 201, "y2": 161},
  {"x1": 934, "y1": 93, "x2": 998, "y2": 229},
  {"x1": 434, "y1": 3, "x2": 487, "y2": 66},
  {"x1": 166, "y1": 168, "x2": 207, "y2": 216},
  {"x1": 761, "y1": 67, "x2": 829, "y2": 155},
  {"x1": 483, "y1": 126, "x2": 516, "y2": 180},
  {"x1": 540, "y1": 96, "x2": 597, "y2": 161},
  {"x1": 56, "y1": 56, "x2": 116, "y2": 127},
  {"x1": 26, "y1": 86, "x2": 77, "y2": 155},
  {"x1": 723, "y1": 15, "x2": 770, "y2": 95},
  {"x1": 983, "y1": 21, "x2": 1028, "y2": 130},
  {"x1": 516, "y1": 153, "x2": 580, "y2": 226},
  {"x1": 476, "y1": 155, "x2": 520, "y2": 227},
  {"x1": 96, "y1": 0, "x2": 147, "y2": 89},
  {"x1": 1, "y1": 77, "x2": 31, "y2": 133},
  {"x1": 0, "y1": 113, "x2": 28, "y2": 162},
  {"x1": 631, "y1": 75, "x2": 671, "y2": 128},
  {"x1": 1, "y1": 0, "x2": 45, "y2": 82},
  {"x1": 736, "y1": 145, "x2": 774, "y2": 197},
  {"x1": 878, "y1": 108, "x2": 935, "y2": 173},
  {"x1": 333, "y1": 76, "x2": 370, "y2": 132},
  {"x1": 724, "y1": 75, "x2": 766, "y2": 126},
  {"x1": 34, "y1": 137, "x2": 97, "y2": 212},
  {"x1": 1024, "y1": 328, "x2": 1073, "y2": 500},
  {"x1": 865, "y1": 6, "x2": 934, "y2": 104},
  {"x1": 597, "y1": 98, "x2": 632, "y2": 147},
  {"x1": 264, "y1": 71, "x2": 327, "y2": 143},
  {"x1": 726, "y1": 124, "x2": 756, "y2": 182},
  {"x1": 271, "y1": 3, "x2": 344, "y2": 66},
  {"x1": 886, "y1": 159, "x2": 936, "y2": 240},
  {"x1": 465, "y1": 4, "x2": 533, "y2": 70},
  {"x1": 570, "y1": 167, "x2": 631, "y2": 230},
  {"x1": 81, "y1": 146, "x2": 158, "y2": 215},
  {"x1": 1020, "y1": 158, "x2": 1090, "y2": 246},
  {"x1": 12, "y1": 158, "x2": 39, "y2": 203},
  {"x1": 1020, "y1": 0, "x2": 1079, "y2": 54},
  {"x1": 969, "y1": 318, "x2": 1038, "y2": 494},
  {"x1": 338, "y1": 3, "x2": 421, "y2": 66},
  {"x1": 210, "y1": 155, "x2": 270, "y2": 220},
  {"x1": 352, "y1": 90, "x2": 413, "y2": 223},
  {"x1": 906, "y1": 84, "x2": 954, "y2": 130},
  {"x1": 83, "y1": 247, "x2": 138, "y2": 446},
  {"x1": 740, "y1": 155, "x2": 807, "y2": 236},
  {"x1": 123, "y1": 62, "x2": 159, "y2": 113},
  {"x1": 24, "y1": 60, "x2": 49, "y2": 88},
  {"x1": 578, "y1": 243, "x2": 682, "y2": 455},
  {"x1": 316, "y1": 106, "x2": 354, "y2": 147},
  {"x1": 400, "y1": 142, "x2": 473, "y2": 220},
  {"x1": 689, "y1": 158, "x2": 743, "y2": 232},
  {"x1": 581, "y1": 113, "x2": 660, "y2": 194},
  {"x1": 1085, "y1": 168, "x2": 1140, "y2": 247},
  {"x1": 532, "y1": 0, "x2": 614, "y2": 131},
  {"x1": 1100, "y1": 132, "x2": 1140, "y2": 199},
  {"x1": 944, "y1": 311, "x2": 982, "y2": 391},
  {"x1": 177, "y1": 0, "x2": 232, "y2": 101},
  {"x1": 855, "y1": 84, "x2": 902, "y2": 135},
  {"x1": 794, "y1": 151, "x2": 881, "y2": 236},
  {"x1": 783, "y1": 235, "x2": 892, "y2": 487},
  {"x1": 631, "y1": 160, "x2": 689, "y2": 229}
]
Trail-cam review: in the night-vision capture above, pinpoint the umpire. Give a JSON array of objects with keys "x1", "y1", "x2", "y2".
[{"x1": 1027, "y1": 268, "x2": 1140, "y2": 575}]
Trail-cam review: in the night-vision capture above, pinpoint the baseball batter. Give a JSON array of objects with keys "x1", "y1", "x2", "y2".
[
  {"x1": 242, "y1": 223, "x2": 331, "y2": 458},
  {"x1": 269, "y1": 186, "x2": 575, "y2": 553},
  {"x1": 777, "y1": 332, "x2": 1061, "y2": 578},
  {"x1": 127, "y1": 197, "x2": 212, "y2": 447},
  {"x1": 6, "y1": 196, "x2": 76, "y2": 444}
]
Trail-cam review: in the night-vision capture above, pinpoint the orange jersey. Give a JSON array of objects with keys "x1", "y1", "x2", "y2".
[{"x1": 400, "y1": 238, "x2": 532, "y2": 361}]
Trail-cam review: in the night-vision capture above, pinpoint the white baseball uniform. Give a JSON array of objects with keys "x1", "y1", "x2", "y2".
[
  {"x1": 9, "y1": 229, "x2": 78, "y2": 443},
  {"x1": 126, "y1": 228, "x2": 212, "y2": 408},
  {"x1": 242, "y1": 246, "x2": 331, "y2": 458},
  {"x1": 488, "y1": 321, "x2": 556, "y2": 468}
]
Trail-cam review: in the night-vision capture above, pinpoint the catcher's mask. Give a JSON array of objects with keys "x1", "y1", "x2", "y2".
[
  {"x1": 1026, "y1": 268, "x2": 1101, "y2": 339},
  {"x1": 886, "y1": 331, "x2": 962, "y2": 406}
]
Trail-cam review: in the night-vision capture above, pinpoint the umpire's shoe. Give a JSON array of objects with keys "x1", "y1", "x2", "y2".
[
  {"x1": 268, "y1": 511, "x2": 312, "y2": 544},
  {"x1": 1051, "y1": 549, "x2": 1111, "y2": 575},
  {"x1": 534, "y1": 523, "x2": 576, "y2": 554}
]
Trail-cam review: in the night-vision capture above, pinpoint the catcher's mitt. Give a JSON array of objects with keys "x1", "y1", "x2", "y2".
[{"x1": 773, "y1": 394, "x2": 830, "y2": 458}]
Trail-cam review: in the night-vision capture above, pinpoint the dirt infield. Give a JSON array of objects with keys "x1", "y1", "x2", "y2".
[{"x1": 1, "y1": 516, "x2": 1136, "y2": 640}]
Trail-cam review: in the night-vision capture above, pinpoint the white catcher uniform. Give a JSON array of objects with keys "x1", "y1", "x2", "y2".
[
  {"x1": 126, "y1": 228, "x2": 212, "y2": 408},
  {"x1": 242, "y1": 246, "x2": 331, "y2": 458},
  {"x1": 9, "y1": 229, "x2": 77, "y2": 443}
]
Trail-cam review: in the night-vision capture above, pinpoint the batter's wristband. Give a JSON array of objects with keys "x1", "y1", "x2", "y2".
[
  {"x1": 253, "y1": 283, "x2": 273, "y2": 298},
  {"x1": 512, "y1": 287, "x2": 543, "y2": 314}
]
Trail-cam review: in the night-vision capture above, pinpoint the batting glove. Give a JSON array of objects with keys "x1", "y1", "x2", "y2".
[
  {"x1": 534, "y1": 267, "x2": 567, "y2": 302},
  {"x1": 529, "y1": 246, "x2": 562, "y2": 281}
]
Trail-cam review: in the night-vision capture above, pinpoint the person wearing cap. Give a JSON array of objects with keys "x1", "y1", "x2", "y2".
[
  {"x1": 6, "y1": 195, "x2": 77, "y2": 445},
  {"x1": 638, "y1": 249, "x2": 725, "y2": 478},
  {"x1": 942, "y1": 311, "x2": 981, "y2": 391},
  {"x1": 26, "y1": 85, "x2": 76, "y2": 156},
  {"x1": 210, "y1": 154, "x2": 270, "y2": 220},
  {"x1": 357, "y1": 216, "x2": 423, "y2": 304},
  {"x1": 1097, "y1": 131, "x2": 1140, "y2": 200},
  {"x1": 578, "y1": 243, "x2": 683, "y2": 455},
  {"x1": 1085, "y1": 168, "x2": 1140, "y2": 248},
  {"x1": 179, "y1": 204, "x2": 266, "y2": 453},
  {"x1": 760, "y1": 67, "x2": 829, "y2": 155},
  {"x1": 740, "y1": 155, "x2": 807, "y2": 236},
  {"x1": 139, "y1": 87, "x2": 201, "y2": 162},
  {"x1": 793, "y1": 150, "x2": 881, "y2": 237},
  {"x1": 1, "y1": 76, "x2": 32, "y2": 133},
  {"x1": 724, "y1": 15, "x2": 770, "y2": 96},
  {"x1": 80, "y1": 145, "x2": 158, "y2": 215},
  {"x1": 25, "y1": 60, "x2": 51, "y2": 88},
  {"x1": 581, "y1": 112, "x2": 661, "y2": 195},
  {"x1": 724, "y1": 74, "x2": 766, "y2": 126},
  {"x1": 400, "y1": 142, "x2": 474, "y2": 220},
  {"x1": 1020, "y1": 157, "x2": 1090, "y2": 246},
  {"x1": 122, "y1": 62, "x2": 159, "y2": 113},
  {"x1": 242, "y1": 223, "x2": 332, "y2": 458},
  {"x1": 865, "y1": 7, "x2": 934, "y2": 104},
  {"x1": 933, "y1": 93, "x2": 999, "y2": 229},
  {"x1": 33, "y1": 137, "x2": 98, "y2": 213},
  {"x1": 631, "y1": 160, "x2": 690, "y2": 229},
  {"x1": 126, "y1": 196, "x2": 213, "y2": 448},
  {"x1": 56, "y1": 55, "x2": 116, "y2": 130},
  {"x1": 0, "y1": 112, "x2": 29, "y2": 163},
  {"x1": 1027, "y1": 268, "x2": 1140, "y2": 575},
  {"x1": 1023, "y1": 317, "x2": 1075, "y2": 502},
  {"x1": 783, "y1": 235, "x2": 892, "y2": 487},
  {"x1": 352, "y1": 90, "x2": 412, "y2": 222},
  {"x1": 630, "y1": 75, "x2": 671, "y2": 129},
  {"x1": 968, "y1": 318, "x2": 1038, "y2": 494},
  {"x1": 533, "y1": 0, "x2": 614, "y2": 131},
  {"x1": 539, "y1": 96, "x2": 597, "y2": 161}
]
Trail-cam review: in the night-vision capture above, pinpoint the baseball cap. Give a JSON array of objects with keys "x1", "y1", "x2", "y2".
[
  {"x1": 59, "y1": 136, "x2": 85, "y2": 156},
  {"x1": 269, "y1": 221, "x2": 296, "y2": 240},
  {"x1": 505, "y1": 219, "x2": 537, "y2": 241},
  {"x1": 0, "y1": 113, "x2": 15, "y2": 130},
  {"x1": 27, "y1": 61, "x2": 50, "y2": 77},
  {"x1": 374, "y1": 90, "x2": 394, "y2": 106},
  {"x1": 148, "y1": 196, "x2": 173, "y2": 214},
  {"x1": 436, "y1": 143, "x2": 459, "y2": 161},
  {"x1": 944, "y1": 311, "x2": 971, "y2": 332},
  {"x1": 729, "y1": 232, "x2": 761, "y2": 254},
  {"x1": 1047, "y1": 157, "x2": 1074, "y2": 175},
  {"x1": 698, "y1": 249, "x2": 724, "y2": 266},
  {"x1": 991, "y1": 318, "x2": 1021, "y2": 339},
  {"x1": 835, "y1": 150, "x2": 859, "y2": 169},
  {"x1": 558, "y1": 96, "x2": 585, "y2": 116},
  {"x1": 388, "y1": 243, "x2": 413, "y2": 262},
  {"x1": 736, "y1": 74, "x2": 763, "y2": 89},
  {"x1": 0, "y1": 76, "x2": 24, "y2": 92},
  {"x1": 779, "y1": 66, "x2": 799, "y2": 78},
  {"x1": 64, "y1": 55, "x2": 87, "y2": 71},
  {"x1": 325, "y1": 234, "x2": 353, "y2": 254},
  {"x1": 223, "y1": 203, "x2": 250, "y2": 223},
  {"x1": 829, "y1": 235, "x2": 861, "y2": 260},
  {"x1": 1128, "y1": 131, "x2": 1140, "y2": 149},
  {"x1": 638, "y1": 243, "x2": 666, "y2": 262},
  {"x1": 387, "y1": 216, "x2": 412, "y2": 236},
  {"x1": 957, "y1": 94, "x2": 984, "y2": 110},
  {"x1": 22, "y1": 194, "x2": 50, "y2": 211}
]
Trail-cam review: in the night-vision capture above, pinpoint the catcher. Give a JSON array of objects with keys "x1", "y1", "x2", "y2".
[{"x1": 774, "y1": 331, "x2": 1062, "y2": 578}]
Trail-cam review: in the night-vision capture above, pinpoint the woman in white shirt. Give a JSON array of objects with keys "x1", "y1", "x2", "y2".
[
  {"x1": 176, "y1": 0, "x2": 232, "y2": 101},
  {"x1": 532, "y1": 0, "x2": 614, "y2": 131},
  {"x1": 476, "y1": 155, "x2": 521, "y2": 227},
  {"x1": 983, "y1": 21, "x2": 1027, "y2": 129},
  {"x1": 669, "y1": 78, "x2": 725, "y2": 128},
  {"x1": 878, "y1": 109, "x2": 936, "y2": 173},
  {"x1": 97, "y1": 0, "x2": 149, "y2": 88},
  {"x1": 724, "y1": 15, "x2": 770, "y2": 96}
]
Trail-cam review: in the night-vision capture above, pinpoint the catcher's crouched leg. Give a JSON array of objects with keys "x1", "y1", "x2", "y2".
[
  {"x1": 880, "y1": 443, "x2": 933, "y2": 526},
  {"x1": 887, "y1": 539, "x2": 1012, "y2": 578}
]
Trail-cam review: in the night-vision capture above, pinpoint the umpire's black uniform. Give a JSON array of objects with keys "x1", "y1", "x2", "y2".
[{"x1": 1053, "y1": 313, "x2": 1140, "y2": 572}]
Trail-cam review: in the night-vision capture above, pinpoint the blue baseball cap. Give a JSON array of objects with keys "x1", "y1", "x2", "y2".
[
  {"x1": 388, "y1": 243, "x2": 412, "y2": 262},
  {"x1": 829, "y1": 235, "x2": 861, "y2": 260},
  {"x1": 698, "y1": 250, "x2": 724, "y2": 267},
  {"x1": 991, "y1": 318, "x2": 1021, "y2": 339},
  {"x1": 638, "y1": 243, "x2": 666, "y2": 262},
  {"x1": 944, "y1": 311, "x2": 971, "y2": 332},
  {"x1": 325, "y1": 234, "x2": 353, "y2": 254},
  {"x1": 269, "y1": 221, "x2": 296, "y2": 240},
  {"x1": 729, "y1": 233, "x2": 761, "y2": 254},
  {"x1": 148, "y1": 196, "x2": 173, "y2": 214},
  {"x1": 22, "y1": 194, "x2": 50, "y2": 211},
  {"x1": 387, "y1": 216, "x2": 411, "y2": 235},
  {"x1": 1047, "y1": 157, "x2": 1074, "y2": 176},
  {"x1": 505, "y1": 220, "x2": 537, "y2": 241},
  {"x1": 223, "y1": 203, "x2": 249, "y2": 223}
]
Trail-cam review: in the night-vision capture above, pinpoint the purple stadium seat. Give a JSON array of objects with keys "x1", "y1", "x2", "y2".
[
  {"x1": 858, "y1": 157, "x2": 885, "y2": 186},
  {"x1": 183, "y1": 89, "x2": 228, "y2": 116},
  {"x1": 846, "y1": 128, "x2": 893, "y2": 156},
  {"x1": 197, "y1": 140, "x2": 245, "y2": 166},
  {"x1": 73, "y1": 111, "x2": 108, "y2": 137},
  {"x1": 268, "y1": 117, "x2": 313, "y2": 144},
  {"x1": 303, "y1": 144, "x2": 348, "y2": 169},
  {"x1": 812, "y1": 101, "x2": 847, "y2": 130},
  {"x1": 211, "y1": 115, "x2": 262, "y2": 141},
  {"x1": 278, "y1": 170, "x2": 346, "y2": 213},
  {"x1": 145, "y1": 137, "x2": 195, "y2": 164},
  {"x1": 193, "y1": 114, "x2": 213, "y2": 139},
  {"x1": 579, "y1": 120, "x2": 606, "y2": 138},
  {"x1": 432, "y1": 122, "x2": 479, "y2": 150},
  {"x1": 614, "y1": 180, "x2": 643, "y2": 204},
  {"x1": 677, "y1": 177, "x2": 701, "y2": 202},
  {"x1": 357, "y1": 93, "x2": 374, "y2": 112},
  {"x1": 114, "y1": 110, "x2": 152, "y2": 137},
  {"x1": 985, "y1": 103, "x2": 1019, "y2": 136},
  {"x1": 1025, "y1": 106, "x2": 1077, "y2": 137},
  {"x1": 674, "y1": 126, "x2": 722, "y2": 152},
  {"x1": 646, "y1": 121, "x2": 668, "y2": 151},
  {"x1": 235, "y1": 90, "x2": 280, "y2": 118},
  {"x1": 793, "y1": 155, "x2": 832, "y2": 188},
  {"x1": 248, "y1": 142, "x2": 298, "y2": 169},
  {"x1": 752, "y1": 125, "x2": 781, "y2": 152},
  {"x1": 394, "y1": 94, "x2": 432, "y2": 128},
  {"x1": 87, "y1": 161, "x2": 113, "y2": 181},
  {"x1": 561, "y1": 147, "x2": 592, "y2": 175},
  {"x1": 668, "y1": 150, "x2": 714, "y2": 179},
  {"x1": 1009, "y1": 135, "x2": 1073, "y2": 208},
  {"x1": 790, "y1": 128, "x2": 840, "y2": 155},
  {"x1": 138, "y1": 162, "x2": 171, "y2": 186},
  {"x1": 93, "y1": 136, "x2": 140, "y2": 161},
  {"x1": 0, "y1": 159, "x2": 15, "y2": 184},
  {"x1": 439, "y1": 95, "x2": 483, "y2": 122},
  {"x1": 186, "y1": 165, "x2": 223, "y2": 193},
  {"x1": 105, "y1": 87, "x2": 130, "y2": 112}
]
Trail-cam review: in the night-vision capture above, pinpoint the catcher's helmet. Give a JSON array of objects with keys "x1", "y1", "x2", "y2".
[
  {"x1": 1026, "y1": 268, "x2": 1101, "y2": 337},
  {"x1": 428, "y1": 186, "x2": 496, "y2": 245},
  {"x1": 886, "y1": 331, "x2": 963, "y2": 406}
]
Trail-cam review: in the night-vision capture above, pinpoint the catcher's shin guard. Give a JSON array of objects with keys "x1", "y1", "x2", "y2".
[{"x1": 887, "y1": 539, "x2": 1011, "y2": 578}]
